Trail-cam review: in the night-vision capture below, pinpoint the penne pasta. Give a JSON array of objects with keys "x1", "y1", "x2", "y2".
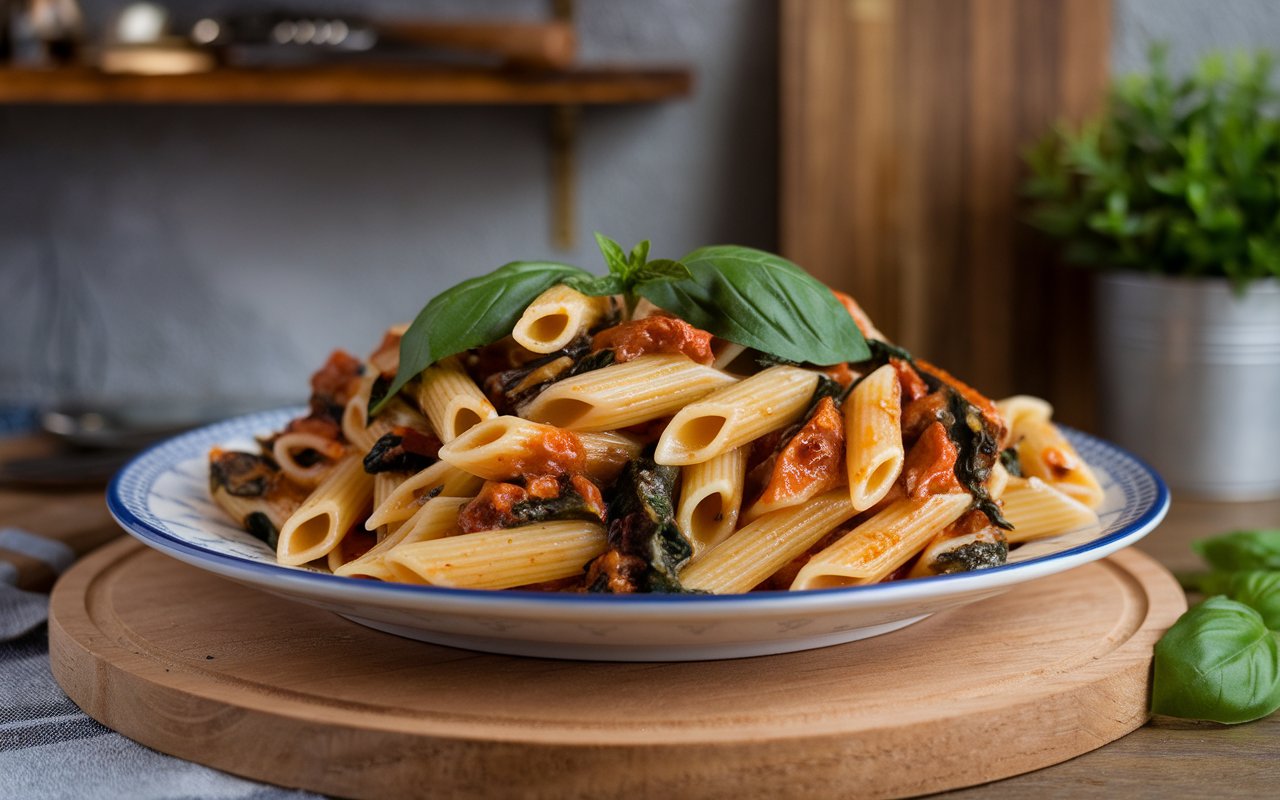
[
  {"x1": 365, "y1": 460, "x2": 483, "y2": 532},
  {"x1": 655, "y1": 366, "x2": 820, "y2": 466},
  {"x1": 680, "y1": 490, "x2": 858, "y2": 594},
  {"x1": 1000, "y1": 476, "x2": 1099, "y2": 544},
  {"x1": 384, "y1": 520, "x2": 608, "y2": 589},
  {"x1": 336, "y1": 497, "x2": 469, "y2": 580},
  {"x1": 790, "y1": 492, "x2": 973, "y2": 590},
  {"x1": 211, "y1": 245, "x2": 1112, "y2": 597},
  {"x1": 844, "y1": 364, "x2": 904, "y2": 511},
  {"x1": 520, "y1": 354, "x2": 737, "y2": 432},
  {"x1": 512, "y1": 285, "x2": 613, "y2": 353},
  {"x1": 276, "y1": 455, "x2": 375, "y2": 566},
  {"x1": 272, "y1": 431, "x2": 347, "y2": 489},
  {"x1": 1015, "y1": 419, "x2": 1105, "y2": 509},
  {"x1": 676, "y1": 446, "x2": 748, "y2": 557},
  {"x1": 413, "y1": 355, "x2": 497, "y2": 442},
  {"x1": 996, "y1": 395, "x2": 1054, "y2": 441},
  {"x1": 438, "y1": 415, "x2": 641, "y2": 483}
]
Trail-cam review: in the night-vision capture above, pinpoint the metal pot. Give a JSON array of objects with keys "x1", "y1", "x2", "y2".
[{"x1": 1095, "y1": 273, "x2": 1280, "y2": 500}]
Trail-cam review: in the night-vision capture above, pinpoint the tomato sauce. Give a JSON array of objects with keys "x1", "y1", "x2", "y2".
[
  {"x1": 591, "y1": 316, "x2": 714, "y2": 365},
  {"x1": 755, "y1": 397, "x2": 846, "y2": 505},
  {"x1": 458, "y1": 482, "x2": 529, "y2": 533},
  {"x1": 902, "y1": 421, "x2": 962, "y2": 498}
]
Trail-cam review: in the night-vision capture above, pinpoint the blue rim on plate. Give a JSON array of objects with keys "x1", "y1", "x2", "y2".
[{"x1": 106, "y1": 407, "x2": 1170, "y2": 609}]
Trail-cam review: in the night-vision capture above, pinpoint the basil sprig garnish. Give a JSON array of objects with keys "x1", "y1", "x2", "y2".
[
  {"x1": 637, "y1": 245, "x2": 870, "y2": 365},
  {"x1": 372, "y1": 236, "x2": 868, "y2": 415},
  {"x1": 371, "y1": 260, "x2": 588, "y2": 415},
  {"x1": 1153, "y1": 529, "x2": 1280, "y2": 724}
]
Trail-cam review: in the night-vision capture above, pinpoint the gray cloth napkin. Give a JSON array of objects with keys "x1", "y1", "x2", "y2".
[{"x1": 0, "y1": 529, "x2": 325, "y2": 800}]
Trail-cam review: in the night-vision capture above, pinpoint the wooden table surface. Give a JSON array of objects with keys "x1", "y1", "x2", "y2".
[{"x1": 2, "y1": 434, "x2": 1278, "y2": 796}]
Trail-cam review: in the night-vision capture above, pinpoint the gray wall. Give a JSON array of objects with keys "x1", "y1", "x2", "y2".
[
  {"x1": 0, "y1": 0, "x2": 777, "y2": 409},
  {"x1": 5, "y1": 0, "x2": 1280, "y2": 412}
]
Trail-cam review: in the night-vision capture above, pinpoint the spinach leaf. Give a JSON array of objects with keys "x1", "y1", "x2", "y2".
[
  {"x1": 1200, "y1": 571, "x2": 1280, "y2": 630},
  {"x1": 372, "y1": 261, "x2": 589, "y2": 415},
  {"x1": 1193, "y1": 530, "x2": 1280, "y2": 571},
  {"x1": 1152, "y1": 596, "x2": 1280, "y2": 724},
  {"x1": 586, "y1": 457, "x2": 694, "y2": 593},
  {"x1": 637, "y1": 245, "x2": 869, "y2": 366}
]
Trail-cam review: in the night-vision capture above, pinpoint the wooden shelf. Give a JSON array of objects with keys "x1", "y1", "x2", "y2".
[{"x1": 0, "y1": 65, "x2": 692, "y2": 105}]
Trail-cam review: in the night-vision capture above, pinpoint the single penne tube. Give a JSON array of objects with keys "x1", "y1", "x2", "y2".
[
  {"x1": 210, "y1": 482, "x2": 305, "y2": 537},
  {"x1": 512, "y1": 284, "x2": 612, "y2": 353},
  {"x1": 384, "y1": 520, "x2": 607, "y2": 589},
  {"x1": 987, "y1": 460, "x2": 1011, "y2": 500},
  {"x1": 1015, "y1": 419, "x2": 1105, "y2": 509},
  {"x1": 655, "y1": 366, "x2": 820, "y2": 466},
  {"x1": 365, "y1": 460, "x2": 483, "y2": 531},
  {"x1": 679, "y1": 490, "x2": 857, "y2": 594},
  {"x1": 336, "y1": 496, "x2": 469, "y2": 580},
  {"x1": 342, "y1": 372, "x2": 379, "y2": 451},
  {"x1": 413, "y1": 355, "x2": 497, "y2": 442},
  {"x1": 790, "y1": 492, "x2": 973, "y2": 590},
  {"x1": 844, "y1": 363, "x2": 904, "y2": 511},
  {"x1": 272, "y1": 431, "x2": 347, "y2": 489},
  {"x1": 520, "y1": 354, "x2": 737, "y2": 431},
  {"x1": 372, "y1": 471, "x2": 408, "y2": 539},
  {"x1": 1000, "y1": 476, "x2": 1099, "y2": 544},
  {"x1": 906, "y1": 525, "x2": 1006, "y2": 579},
  {"x1": 276, "y1": 455, "x2": 374, "y2": 566},
  {"x1": 438, "y1": 416, "x2": 640, "y2": 482},
  {"x1": 996, "y1": 395, "x2": 1054, "y2": 441},
  {"x1": 676, "y1": 446, "x2": 748, "y2": 557}
]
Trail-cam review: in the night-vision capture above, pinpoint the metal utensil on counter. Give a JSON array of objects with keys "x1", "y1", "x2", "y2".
[{"x1": 0, "y1": 399, "x2": 286, "y2": 488}]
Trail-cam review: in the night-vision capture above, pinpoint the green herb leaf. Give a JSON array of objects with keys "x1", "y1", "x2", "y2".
[
  {"x1": 1200, "y1": 571, "x2": 1280, "y2": 630},
  {"x1": 1194, "y1": 530, "x2": 1280, "y2": 571},
  {"x1": 637, "y1": 245, "x2": 869, "y2": 365},
  {"x1": 562, "y1": 273, "x2": 626, "y2": 297},
  {"x1": 630, "y1": 239, "x2": 651, "y2": 267},
  {"x1": 1151, "y1": 596, "x2": 1280, "y2": 724},
  {"x1": 632, "y1": 258, "x2": 692, "y2": 284},
  {"x1": 372, "y1": 261, "x2": 589, "y2": 415},
  {"x1": 594, "y1": 232, "x2": 631, "y2": 277}
]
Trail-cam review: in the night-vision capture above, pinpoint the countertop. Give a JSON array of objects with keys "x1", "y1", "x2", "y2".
[{"x1": 2, "y1": 435, "x2": 1278, "y2": 797}]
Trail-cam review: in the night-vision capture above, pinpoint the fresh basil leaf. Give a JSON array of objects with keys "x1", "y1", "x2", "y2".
[
  {"x1": 1194, "y1": 530, "x2": 1280, "y2": 571},
  {"x1": 1151, "y1": 596, "x2": 1280, "y2": 724},
  {"x1": 372, "y1": 261, "x2": 588, "y2": 415},
  {"x1": 1200, "y1": 571, "x2": 1280, "y2": 630},
  {"x1": 630, "y1": 239, "x2": 651, "y2": 267},
  {"x1": 594, "y1": 232, "x2": 631, "y2": 277},
  {"x1": 633, "y1": 258, "x2": 693, "y2": 284},
  {"x1": 562, "y1": 273, "x2": 626, "y2": 297},
  {"x1": 637, "y1": 245, "x2": 869, "y2": 365}
]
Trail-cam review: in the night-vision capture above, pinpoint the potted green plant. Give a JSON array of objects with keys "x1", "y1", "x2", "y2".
[{"x1": 1024, "y1": 46, "x2": 1280, "y2": 500}]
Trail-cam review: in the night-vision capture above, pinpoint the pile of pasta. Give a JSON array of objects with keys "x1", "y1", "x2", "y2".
[{"x1": 209, "y1": 286, "x2": 1104, "y2": 594}]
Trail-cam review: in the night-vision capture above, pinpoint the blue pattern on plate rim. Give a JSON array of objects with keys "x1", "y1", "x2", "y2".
[{"x1": 107, "y1": 407, "x2": 1170, "y2": 606}]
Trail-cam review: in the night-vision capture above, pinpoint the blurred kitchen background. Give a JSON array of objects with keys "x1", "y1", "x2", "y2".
[{"x1": 1, "y1": 0, "x2": 1279, "y2": 483}]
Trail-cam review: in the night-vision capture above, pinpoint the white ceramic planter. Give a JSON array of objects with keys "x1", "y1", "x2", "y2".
[{"x1": 1095, "y1": 274, "x2": 1280, "y2": 500}]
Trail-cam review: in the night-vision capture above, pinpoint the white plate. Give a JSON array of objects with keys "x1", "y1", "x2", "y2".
[{"x1": 108, "y1": 408, "x2": 1169, "y2": 661}]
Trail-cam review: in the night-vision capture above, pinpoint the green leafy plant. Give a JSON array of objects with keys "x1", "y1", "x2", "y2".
[
  {"x1": 372, "y1": 236, "x2": 867, "y2": 415},
  {"x1": 1153, "y1": 529, "x2": 1280, "y2": 723},
  {"x1": 1024, "y1": 45, "x2": 1280, "y2": 284}
]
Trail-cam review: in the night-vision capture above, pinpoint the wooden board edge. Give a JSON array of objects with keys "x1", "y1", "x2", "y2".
[{"x1": 49, "y1": 540, "x2": 1186, "y2": 800}]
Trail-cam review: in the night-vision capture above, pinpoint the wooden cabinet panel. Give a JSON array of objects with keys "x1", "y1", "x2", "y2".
[{"x1": 781, "y1": 0, "x2": 1110, "y2": 428}]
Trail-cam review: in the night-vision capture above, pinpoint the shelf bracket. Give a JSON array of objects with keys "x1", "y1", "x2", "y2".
[{"x1": 550, "y1": 102, "x2": 578, "y2": 250}]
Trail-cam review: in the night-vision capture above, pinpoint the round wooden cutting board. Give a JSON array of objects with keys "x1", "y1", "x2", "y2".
[{"x1": 49, "y1": 538, "x2": 1185, "y2": 799}]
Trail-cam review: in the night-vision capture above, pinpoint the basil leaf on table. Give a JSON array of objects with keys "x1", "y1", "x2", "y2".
[
  {"x1": 1193, "y1": 529, "x2": 1280, "y2": 571},
  {"x1": 1200, "y1": 571, "x2": 1280, "y2": 630},
  {"x1": 1151, "y1": 596, "x2": 1280, "y2": 724},
  {"x1": 372, "y1": 261, "x2": 589, "y2": 415},
  {"x1": 637, "y1": 245, "x2": 870, "y2": 365}
]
